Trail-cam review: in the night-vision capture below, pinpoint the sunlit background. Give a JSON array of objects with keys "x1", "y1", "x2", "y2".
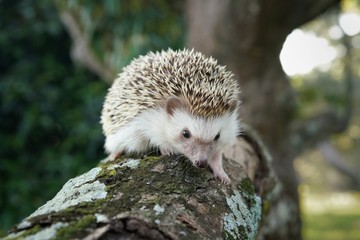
[
  {"x1": 281, "y1": 12, "x2": 360, "y2": 76},
  {"x1": 280, "y1": 9, "x2": 360, "y2": 240}
]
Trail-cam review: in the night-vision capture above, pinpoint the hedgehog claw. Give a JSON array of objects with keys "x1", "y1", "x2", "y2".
[
  {"x1": 159, "y1": 146, "x2": 173, "y2": 156},
  {"x1": 214, "y1": 172, "x2": 231, "y2": 184},
  {"x1": 109, "y1": 151, "x2": 122, "y2": 161}
]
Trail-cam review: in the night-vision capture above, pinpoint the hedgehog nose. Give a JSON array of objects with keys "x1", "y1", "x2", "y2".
[{"x1": 195, "y1": 159, "x2": 207, "y2": 168}]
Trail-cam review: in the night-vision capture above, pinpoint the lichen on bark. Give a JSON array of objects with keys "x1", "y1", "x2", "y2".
[{"x1": 223, "y1": 189, "x2": 262, "y2": 239}]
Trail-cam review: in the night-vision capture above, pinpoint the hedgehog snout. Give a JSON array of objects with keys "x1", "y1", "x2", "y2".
[{"x1": 195, "y1": 159, "x2": 207, "y2": 168}]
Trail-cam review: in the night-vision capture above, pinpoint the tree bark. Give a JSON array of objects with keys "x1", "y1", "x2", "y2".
[
  {"x1": 4, "y1": 129, "x2": 277, "y2": 240},
  {"x1": 185, "y1": 0, "x2": 340, "y2": 239}
]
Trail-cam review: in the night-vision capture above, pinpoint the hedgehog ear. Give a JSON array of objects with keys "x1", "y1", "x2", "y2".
[
  {"x1": 166, "y1": 96, "x2": 187, "y2": 116},
  {"x1": 229, "y1": 99, "x2": 239, "y2": 113}
]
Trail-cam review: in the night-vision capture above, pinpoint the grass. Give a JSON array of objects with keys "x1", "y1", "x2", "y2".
[{"x1": 300, "y1": 186, "x2": 360, "y2": 240}]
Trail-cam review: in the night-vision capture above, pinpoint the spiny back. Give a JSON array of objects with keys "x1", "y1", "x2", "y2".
[{"x1": 101, "y1": 49, "x2": 240, "y2": 136}]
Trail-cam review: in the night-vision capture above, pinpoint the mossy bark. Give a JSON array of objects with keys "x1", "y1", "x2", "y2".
[{"x1": 4, "y1": 128, "x2": 277, "y2": 240}]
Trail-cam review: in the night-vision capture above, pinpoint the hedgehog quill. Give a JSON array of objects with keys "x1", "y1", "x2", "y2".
[{"x1": 101, "y1": 49, "x2": 241, "y2": 184}]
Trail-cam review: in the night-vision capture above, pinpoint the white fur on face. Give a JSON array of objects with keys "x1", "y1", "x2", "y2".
[
  {"x1": 163, "y1": 109, "x2": 239, "y2": 164},
  {"x1": 169, "y1": 110, "x2": 239, "y2": 146},
  {"x1": 104, "y1": 107, "x2": 239, "y2": 163}
]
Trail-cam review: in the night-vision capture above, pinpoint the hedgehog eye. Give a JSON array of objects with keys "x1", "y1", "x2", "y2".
[
  {"x1": 214, "y1": 133, "x2": 220, "y2": 141},
  {"x1": 182, "y1": 129, "x2": 191, "y2": 139}
]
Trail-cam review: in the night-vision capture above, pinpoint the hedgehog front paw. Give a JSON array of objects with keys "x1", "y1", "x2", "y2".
[
  {"x1": 213, "y1": 170, "x2": 231, "y2": 184},
  {"x1": 109, "y1": 151, "x2": 122, "y2": 161},
  {"x1": 159, "y1": 146, "x2": 173, "y2": 156},
  {"x1": 209, "y1": 156, "x2": 231, "y2": 184}
]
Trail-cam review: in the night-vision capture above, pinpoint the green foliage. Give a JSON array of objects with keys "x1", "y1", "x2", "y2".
[
  {"x1": 55, "y1": 0, "x2": 185, "y2": 73},
  {"x1": 0, "y1": 1, "x2": 106, "y2": 233},
  {"x1": 292, "y1": 71, "x2": 347, "y2": 119}
]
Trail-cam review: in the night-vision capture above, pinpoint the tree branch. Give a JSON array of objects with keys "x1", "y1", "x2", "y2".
[
  {"x1": 4, "y1": 133, "x2": 278, "y2": 239},
  {"x1": 318, "y1": 141, "x2": 360, "y2": 191},
  {"x1": 267, "y1": 0, "x2": 340, "y2": 30},
  {"x1": 291, "y1": 111, "x2": 347, "y2": 153},
  {"x1": 59, "y1": 11, "x2": 114, "y2": 84},
  {"x1": 300, "y1": 0, "x2": 341, "y2": 28}
]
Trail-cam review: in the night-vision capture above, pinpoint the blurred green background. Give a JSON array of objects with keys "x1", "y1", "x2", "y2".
[
  {"x1": 0, "y1": 0, "x2": 184, "y2": 234},
  {"x1": 0, "y1": 1, "x2": 359, "y2": 239},
  {"x1": 0, "y1": 0, "x2": 106, "y2": 231}
]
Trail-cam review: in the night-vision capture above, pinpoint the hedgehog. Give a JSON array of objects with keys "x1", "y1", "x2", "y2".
[{"x1": 101, "y1": 49, "x2": 241, "y2": 184}]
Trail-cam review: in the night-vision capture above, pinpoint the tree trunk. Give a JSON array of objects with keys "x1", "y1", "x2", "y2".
[
  {"x1": 4, "y1": 128, "x2": 277, "y2": 240},
  {"x1": 185, "y1": 0, "x2": 340, "y2": 239}
]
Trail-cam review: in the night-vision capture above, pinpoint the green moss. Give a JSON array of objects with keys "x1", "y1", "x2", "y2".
[
  {"x1": 55, "y1": 215, "x2": 95, "y2": 240},
  {"x1": 141, "y1": 156, "x2": 161, "y2": 163},
  {"x1": 97, "y1": 167, "x2": 117, "y2": 179},
  {"x1": 74, "y1": 215, "x2": 95, "y2": 229},
  {"x1": 238, "y1": 178, "x2": 256, "y2": 207},
  {"x1": 4, "y1": 225, "x2": 41, "y2": 240},
  {"x1": 223, "y1": 221, "x2": 250, "y2": 240},
  {"x1": 22, "y1": 225, "x2": 41, "y2": 236},
  {"x1": 239, "y1": 178, "x2": 254, "y2": 196},
  {"x1": 56, "y1": 198, "x2": 108, "y2": 220},
  {"x1": 224, "y1": 230, "x2": 237, "y2": 240},
  {"x1": 238, "y1": 225, "x2": 249, "y2": 240}
]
